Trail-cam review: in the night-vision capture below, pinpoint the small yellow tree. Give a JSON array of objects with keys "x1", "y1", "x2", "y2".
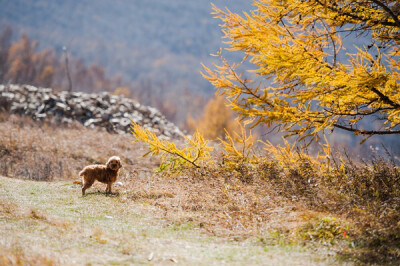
[
  {"x1": 112, "y1": 86, "x2": 132, "y2": 98},
  {"x1": 203, "y1": 0, "x2": 400, "y2": 142},
  {"x1": 187, "y1": 95, "x2": 239, "y2": 139},
  {"x1": 39, "y1": 65, "x2": 54, "y2": 87},
  {"x1": 131, "y1": 123, "x2": 213, "y2": 171}
]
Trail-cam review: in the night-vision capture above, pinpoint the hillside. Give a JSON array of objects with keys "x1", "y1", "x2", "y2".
[
  {"x1": 2, "y1": 109, "x2": 400, "y2": 264},
  {"x1": 0, "y1": 0, "x2": 251, "y2": 96},
  {"x1": 0, "y1": 84, "x2": 183, "y2": 139},
  {"x1": 0, "y1": 115, "x2": 343, "y2": 265}
]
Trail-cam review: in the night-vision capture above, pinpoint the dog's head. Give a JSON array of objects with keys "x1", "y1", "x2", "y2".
[{"x1": 106, "y1": 156, "x2": 122, "y2": 171}]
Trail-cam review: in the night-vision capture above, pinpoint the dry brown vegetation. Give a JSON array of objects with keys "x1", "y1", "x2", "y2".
[
  {"x1": 0, "y1": 112, "x2": 157, "y2": 182},
  {"x1": 0, "y1": 200, "x2": 59, "y2": 265},
  {"x1": 132, "y1": 122, "x2": 400, "y2": 264},
  {"x1": 1, "y1": 113, "x2": 400, "y2": 264}
]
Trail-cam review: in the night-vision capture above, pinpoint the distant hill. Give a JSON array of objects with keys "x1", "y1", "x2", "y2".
[{"x1": 0, "y1": 0, "x2": 252, "y2": 96}]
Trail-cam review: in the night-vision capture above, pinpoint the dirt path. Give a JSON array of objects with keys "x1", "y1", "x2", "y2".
[{"x1": 0, "y1": 176, "x2": 346, "y2": 265}]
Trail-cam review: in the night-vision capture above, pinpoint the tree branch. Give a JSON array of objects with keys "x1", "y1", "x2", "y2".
[
  {"x1": 370, "y1": 87, "x2": 400, "y2": 108},
  {"x1": 158, "y1": 147, "x2": 200, "y2": 168},
  {"x1": 333, "y1": 123, "x2": 400, "y2": 135},
  {"x1": 324, "y1": 107, "x2": 393, "y2": 116},
  {"x1": 370, "y1": 0, "x2": 400, "y2": 28}
]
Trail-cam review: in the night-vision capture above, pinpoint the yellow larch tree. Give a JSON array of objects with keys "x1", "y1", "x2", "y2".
[
  {"x1": 203, "y1": 0, "x2": 400, "y2": 142},
  {"x1": 187, "y1": 95, "x2": 239, "y2": 140}
]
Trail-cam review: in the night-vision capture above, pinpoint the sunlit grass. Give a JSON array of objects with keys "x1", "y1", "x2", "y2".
[{"x1": 0, "y1": 175, "x2": 340, "y2": 265}]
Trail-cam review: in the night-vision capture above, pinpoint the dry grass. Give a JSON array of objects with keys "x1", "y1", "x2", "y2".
[
  {"x1": 0, "y1": 200, "x2": 57, "y2": 266},
  {"x1": 0, "y1": 247, "x2": 55, "y2": 266},
  {"x1": 0, "y1": 176, "x2": 339, "y2": 265},
  {"x1": 0, "y1": 113, "x2": 158, "y2": 181},
  {"x1": 129, "y1": 125, "x2": 400, "y2": 264},
  {"x1": 2, "y1": 113, "x2": 399, "y2": 264},
  {"x1": 125, "y1": 172, "x2": 306, "y2": 239}
]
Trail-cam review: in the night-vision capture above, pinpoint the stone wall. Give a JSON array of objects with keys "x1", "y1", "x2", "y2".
[{"x1": 0, "y1": 84, "x2": 183, "y2": 139}]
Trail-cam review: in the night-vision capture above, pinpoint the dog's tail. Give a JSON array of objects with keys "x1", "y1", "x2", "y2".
[{"x1": 79, "y1": 169, "x2": 86, "y2": 186}]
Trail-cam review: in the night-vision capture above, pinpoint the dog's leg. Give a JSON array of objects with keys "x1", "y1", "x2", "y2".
[
  {"x1": 82, "y1": 178, "x2": 94, "y2": 196},
  {"x1": 105, "y1": 183, "x2": 112, "y2": 194}
]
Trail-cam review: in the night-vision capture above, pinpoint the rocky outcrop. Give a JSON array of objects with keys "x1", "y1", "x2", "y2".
[{"x1": 0, "y1": 84, "x2": 183, "y2": 139}]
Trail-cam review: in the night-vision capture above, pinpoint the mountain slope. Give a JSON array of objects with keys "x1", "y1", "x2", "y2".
[{"x1": 0, "y1": 0, "x2": 252, "y2": 95}]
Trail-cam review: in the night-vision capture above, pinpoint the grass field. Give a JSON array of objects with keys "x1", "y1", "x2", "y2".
[{"x1": 0, "y1": 176, "x2": 343, "y2": 265}]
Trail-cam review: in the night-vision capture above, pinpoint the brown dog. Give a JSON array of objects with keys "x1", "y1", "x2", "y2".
[{"x1": 79, "y1": 156, "x2": 122, "y2": 196}]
